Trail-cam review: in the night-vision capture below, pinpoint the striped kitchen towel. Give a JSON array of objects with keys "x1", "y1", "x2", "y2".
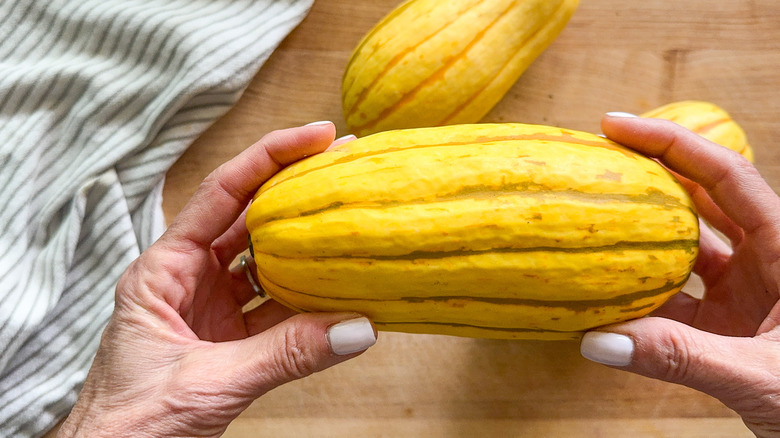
[{"x1": 0, "y1": 0, "x2": 314, "y2": 436}]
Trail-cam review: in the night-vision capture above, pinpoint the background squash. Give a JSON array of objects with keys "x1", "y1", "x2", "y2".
[
  {"x1": 342, "y1": 0, "x2": 580, "y2": 137},
  {"x1": 642, "y1": 100, "x2": 754, "y2": 161}
]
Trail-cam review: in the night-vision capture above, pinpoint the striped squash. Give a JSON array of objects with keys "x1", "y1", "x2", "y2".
[
  {"x1": 342, "y1": 0, "x2": 580, "y2": 137},
  {"x1": 246, "y1": 124, "x2": 699, "y2": 340},
  {"x1": 642, "y1": 100, "x2": 754, "y2": 161}
]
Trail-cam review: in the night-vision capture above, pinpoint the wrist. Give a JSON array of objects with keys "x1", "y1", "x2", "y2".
[
  {"x1": 58, "y1": 386, "x2": 158, "y2": 438},
  {"x1": 58, "y1": 400, "x2": 112, "y2": 438},
  {"x1": 58, "y1": 395, "x2": 120, "y2": 438}
]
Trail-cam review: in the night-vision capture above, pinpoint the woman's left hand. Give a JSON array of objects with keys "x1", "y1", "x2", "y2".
[{"x1": 58, "y1": 122, "x2": 376, "y2": 438}]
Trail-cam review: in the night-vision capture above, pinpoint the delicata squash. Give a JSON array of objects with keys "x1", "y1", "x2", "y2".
[
  {"x1": 247, "y1": 123, "x2": 699, "y2": 340},
  {"x1": 642, "y1": 100, "x2": 753, "y2": 161},
  {"x1": 342, "y1": 0, "x2": 580, "y2": 136}
]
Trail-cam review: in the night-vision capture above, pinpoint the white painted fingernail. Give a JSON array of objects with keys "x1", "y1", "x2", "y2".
[
  {"x1": 580, "y1": 331, "x2": 634, "y2": 366},
  {"x1": 305, "y1": 120, "x2": 333, "y2": 126},
  {"x1": 335, "y1": 134, "x2": 357, "y2": 142},
  {"x1": 605, "y1": 111, "x2": 639, "y2": 118},
  {"x1": 327, "y1": 317, "x2": 376, "y2": 355}
]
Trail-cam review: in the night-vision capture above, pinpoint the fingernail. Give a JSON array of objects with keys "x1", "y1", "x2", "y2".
[
  {"x1": 335, "y1": 134, "x2": 357, "y2": 142},
  {"x1": 327, "y1": 317, "x2": 376, "y2": 355},
  {"x1": 305, "y1": 120, "x2": 333, "y2": 126},
  {"x1": 580, "y1": 331, "x2": 634, "y2": 366},
  {"x1": 605, "y1": 111, "x2": 638, "y2": 118}
]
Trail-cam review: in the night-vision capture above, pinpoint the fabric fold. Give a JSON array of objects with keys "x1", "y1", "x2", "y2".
[{"x1": 0, "y1": 1, "x2": 314, "y2": 436}]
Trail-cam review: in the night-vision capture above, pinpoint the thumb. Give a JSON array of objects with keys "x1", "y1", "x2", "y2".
[
  {"x1": 227, "y1": 313, "x2": 377, "y2": 397},
  {"x1": 580, "y1": 317, "x2": 755, "y2": 400}
]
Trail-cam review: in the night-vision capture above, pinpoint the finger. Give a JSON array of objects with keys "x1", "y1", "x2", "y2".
[
  {"x1": 213, "y1": 129, "x2": 354, "y2": 264},
  {"x1": 650, "y1": 220, "x2": 733, "y2": 325},
  {"x1": 218, "y1": 313, "x2": 376, "y2": 398},
  {"x1": 211, "y1": 133, "x2": 359, "y2": 265},
  {"x1": 228, "y1": 256, "x2": 262, "y2": 307},
  {"x1": 228, "y1": 255, "x2": 291, "y2": 310},
  {"x1": 212, "y1": 207, "x2": 252, "y2": 267},
  {"x1": 243, "y1": 299, "x2": 299, "y2": 335},
  {"x1": 329, "y1": 134, "x2": 357, "y2": 149},
  {"x1": 757, "y1": 301, "x2": 780, "y2": 336},
  {"x1": 580, "y1": 318, "x2": 764, "y2": 414},
  {"x1": 693, "y1": 219, "x2": 733, "y2": 287},
  {"x1": 671, "y1": 171, "x2": 743, "y2": 244},
  {"x1": 163, "y1": 122, "x2": 337, "y2": 252},
  {"x1": 601, "y1": 114, "x2": 780, "y2": 237},
  {"x1": 649, "y1": 291, "x2": 699, "y2": 324}
]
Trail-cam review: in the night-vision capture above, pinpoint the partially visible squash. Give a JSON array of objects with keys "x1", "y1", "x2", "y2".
[
  {"x1": 642, "y1": 100, "x2": 753, "y2": 161},
  {"x1": 342, "y1": 0, "x2": 580, "y2": 137}
]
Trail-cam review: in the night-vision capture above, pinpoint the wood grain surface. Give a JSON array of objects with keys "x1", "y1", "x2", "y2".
[
  {"x1": 49, "y1": 0, "x2": 780, "y2": 436},
  {"x1": 172, "y1": 1, "x2": 779, "y2": 437}
]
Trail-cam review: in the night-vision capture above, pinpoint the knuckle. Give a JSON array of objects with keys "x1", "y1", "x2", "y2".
[
  {"x1": 718, "y1": 150, "x2": 755, "y2": 183},
  {"x1": 659, "y1": 328, "x2": 698, "y2": 384},
  {"x1": 114, "y1": 259, "x2": 143, "y2": 303},
  {"x1": 201, "y1": 167, "x2": 232, "y2": 197},
  {"x1": 275, "y1": 325, "x2": 319, "y2": 380}
]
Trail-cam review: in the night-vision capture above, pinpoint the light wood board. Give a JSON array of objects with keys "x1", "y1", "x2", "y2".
[{"x1": 51, "y1": 0, "x2": 780, "y2": 436}]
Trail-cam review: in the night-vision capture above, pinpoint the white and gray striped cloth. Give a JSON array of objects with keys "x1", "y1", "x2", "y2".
[{"x1": 0, "y1": 0, "x2": 313, "y2": 436}]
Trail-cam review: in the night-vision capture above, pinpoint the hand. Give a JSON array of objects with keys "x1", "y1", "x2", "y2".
[
  {"x1": 580, "y1": 113, "x2": 780, "y2": 437},
  {"x1": 58, "y1": 122, "x2": 376, "y2": 438}
]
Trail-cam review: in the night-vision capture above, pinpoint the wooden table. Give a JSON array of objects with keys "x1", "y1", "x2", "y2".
[{"x1": 51, "y1": 0, "x2": 780, "y2": 436}]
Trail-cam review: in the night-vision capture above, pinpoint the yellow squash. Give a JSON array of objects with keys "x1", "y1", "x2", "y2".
[
  {"x1": 642, "y1": 100, "x2": 753, "y2": 161},
  {"x1": 342, "y1": 0, "x2": 580, "y2": 137},
  {"x1": 247, "y1": 123, "x2": 699, "y2": 340}
]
